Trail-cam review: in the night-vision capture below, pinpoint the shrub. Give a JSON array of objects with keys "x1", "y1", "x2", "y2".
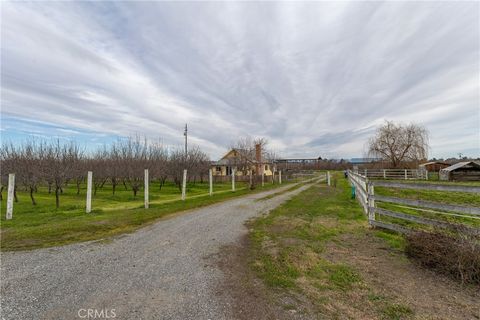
[{"x1": 405, "y1": 231, "x2": 480, "y2": 285}]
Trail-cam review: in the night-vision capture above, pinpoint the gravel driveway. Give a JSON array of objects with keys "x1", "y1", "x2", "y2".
[{"x1": 1, "y1": 181, "x2": 318, "y2": 320}]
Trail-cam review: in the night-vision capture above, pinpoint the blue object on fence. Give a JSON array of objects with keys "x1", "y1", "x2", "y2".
[{"x1": 351, "y1": 185, "x2": 356, "y2": 199}]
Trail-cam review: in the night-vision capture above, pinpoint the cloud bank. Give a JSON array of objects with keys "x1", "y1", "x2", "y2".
[{"x1": 1, "y1": 1, "x2": 479, "y2": 159}]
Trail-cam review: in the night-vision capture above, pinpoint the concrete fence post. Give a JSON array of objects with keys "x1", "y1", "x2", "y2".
[
  {"x1": 364, "y1": 169, "x2": 367, "y2": 177},
  {"x1": 383, "y1": 169, "x2": 386, "y2": 179},
  {"x1": 231, "y1": 169, "x2": 236, "y2": 192},
  {"x1": 261, "y1": 172, "x2": 264, "y2": 187},
  {"x1": 279, "y1": 170, "x2": 282, "y2": 184},
  {"x1": 209, "y1": 168, "x2": 213, "y2": 196},
  {"x1": 182, "y1": 169, "x2": 187, "y2": 200},
  {"x1": 425, "y1": 170, "x2": 428, "y2": 180},
  {"x1": 86, "y1": 171, "x2": 92, "y2": 213},
  {"x1": 327, "y1": 171, "x2": 331, "y2": 186},
  {"x1": 404, "y1": 169, "x2": 408, "y2": 180},
  {"x1": 6, "y1": 173, "x2": 15, "y2": 220},
  {"x1": 144, "y1": 169, "x2": 149, "y2": 209}
]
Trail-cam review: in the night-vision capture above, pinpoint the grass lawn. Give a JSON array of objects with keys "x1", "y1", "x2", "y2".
[{"x1": 0, "y1": 179, "x2": 292, "y2": 251}]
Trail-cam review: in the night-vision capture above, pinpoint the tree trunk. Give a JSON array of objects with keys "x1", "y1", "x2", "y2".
[
  {"x1": 14, "y1": 186, "x2": 18, "y2": 202},
  {"x1": 0, "y1": 186, "x2": 3, "y2": 201},
  {"x1": 133, "y1": 187, "x2": 138, "y2": 198},
  {"x1": 55, "y1": 187, "x2": 60, "y2": 208},
  {"x1": 112, "y1": 182, "x2": 116, "y2": 195},
  {"x1": 30, "y1": 186, "x2": 37, "y2": 205},
  {"x1": 76, "y1": 182, "x2": 81, "y2": 195},
  {"x1": 123, "y1": 180, "x2": 128, "y2": 190},
  {"x1": 48, "y1": 182, "x2": 52, "y2": 194}
]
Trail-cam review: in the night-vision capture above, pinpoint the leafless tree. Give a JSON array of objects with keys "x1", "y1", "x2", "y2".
[
  {"x1": 367, "y1": 121, "x2": 429, "y2": 168},
  {"x1": 229, "y1": 137, "x2": 269, "y2": 189},
  {"x1": 43, "y1": 140, "x2": 81, "y2": 208},
  {"x1": 119, "y1": 136, "x2": 148, "y2": 198},
  {"x1": 148, "y1": 140, "x2": 169, "y2": 191}
]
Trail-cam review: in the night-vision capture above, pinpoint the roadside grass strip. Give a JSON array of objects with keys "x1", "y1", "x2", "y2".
[{"x1": 247, "y1": 173, "x2": 415, "y2": 319}]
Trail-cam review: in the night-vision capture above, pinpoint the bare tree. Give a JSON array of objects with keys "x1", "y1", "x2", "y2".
[
  {"x1": 367, "y1": 121, "x2": 429, "y2": 168},
  {"x1": 119, "y1": 136, "x2": 148, "y2": 198},
  {"x1": 43, "y1": 140, "x2": 81, "y2": 208},
  {"x1": 148, "y1": 140, "x2": 169, "y2": 191},
  {"x1": 229, "y1": 137, "x2": 269, "y2": 189}
]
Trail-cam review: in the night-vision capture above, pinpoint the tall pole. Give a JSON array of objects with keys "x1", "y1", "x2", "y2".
[{"x1": 184, "y1": 123, "x2": 188, "y2": 158}]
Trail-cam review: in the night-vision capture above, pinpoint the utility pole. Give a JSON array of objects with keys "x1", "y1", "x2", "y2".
[{"x1": 184, "y1": 123, "x2": 188, "y2": 158}]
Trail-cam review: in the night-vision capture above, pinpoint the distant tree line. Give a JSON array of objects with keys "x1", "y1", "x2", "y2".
[{"x1": 0, "y1": 136, "x2": 210, "y2": 207}]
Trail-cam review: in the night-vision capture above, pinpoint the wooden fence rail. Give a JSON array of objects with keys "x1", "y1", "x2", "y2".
[
  {"x1": 347, "y1": 170, "x2": 480, "y2": 235},
  {"x1": 361, "y1": 168, "x2": 428, "y2": 180}
]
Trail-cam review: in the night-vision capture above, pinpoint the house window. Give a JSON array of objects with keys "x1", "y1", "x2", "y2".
[
  {"x1": 216, "y1": 166, "x2": 222, "y2": 172},
  {"x1": 265, "y1": 165, "x2": 268, "y2": 170}
]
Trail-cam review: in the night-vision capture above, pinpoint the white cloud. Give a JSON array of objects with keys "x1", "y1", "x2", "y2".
[{"x1": 1, "y1": 1, "x2": 479, "y2": 159}]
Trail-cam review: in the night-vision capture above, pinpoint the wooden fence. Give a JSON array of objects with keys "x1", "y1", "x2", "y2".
[
  {"x1": 347, "y1": 170, "x2": 480, "y2": 235},
  {"x1": 359, "y1": 168, "x2": 428, "y2": 180}
]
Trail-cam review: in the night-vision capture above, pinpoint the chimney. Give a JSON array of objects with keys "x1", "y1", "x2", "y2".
[{"x1": 255, "y1": 144, "x2": 262, "y2": 174}]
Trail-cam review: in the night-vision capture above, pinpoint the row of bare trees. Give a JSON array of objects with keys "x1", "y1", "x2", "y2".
[{"x1": 0, "y1": 137, "x2": 210, "y2": 207}]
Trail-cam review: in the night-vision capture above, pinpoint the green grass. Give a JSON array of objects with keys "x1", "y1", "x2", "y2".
[
  {"x1": 248, "y1": 175, "x2": 365, "y2": 295},
  {"x1": 247, "y1": 173, "x2": 418, "y2": 318},
  {"x1": 375, "y1": 185, "x2": 480, "y2": 230},
  {"x1": 381, "y1": 303, "x2": 414, "y2": 320},
  {"x1": 374, "y1": 230, "x2": 406, "y2": 250},
  {"x1": 0, "y1": 180, "x2": 289, "y2": 251}
]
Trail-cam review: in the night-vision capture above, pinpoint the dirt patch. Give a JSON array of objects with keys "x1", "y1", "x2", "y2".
[
  {"x1": 215, "y1": 235, "x2": 318, "y2": 320},
  {"x1": 324, "y1": 231, "x2": 480, "y2": 320}
]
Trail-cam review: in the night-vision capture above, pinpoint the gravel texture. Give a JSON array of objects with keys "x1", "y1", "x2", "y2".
[{"x1": 1, "y1": 182, "x2": 316, "y2": 320}]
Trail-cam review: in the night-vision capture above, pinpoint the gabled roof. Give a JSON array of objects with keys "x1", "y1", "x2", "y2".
[
  {"x1": 419, "y1": 161, "x2": 450, "y2": 166},
  {"x1": 440, "y1": 161, "x2": 480, "y2": 172}
]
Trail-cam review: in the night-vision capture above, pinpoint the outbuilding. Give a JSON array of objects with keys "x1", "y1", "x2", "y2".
[
  {"x1": 439, "y1": 161, "x2": 480, "y2": 181},
  {"x1": 419, "y1": 161, "x2": 450, "y2": 172}
]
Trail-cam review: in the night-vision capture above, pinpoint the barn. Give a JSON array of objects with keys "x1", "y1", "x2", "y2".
[
  {"x1": 419, "y1": 161, "x2": 450, "y2": 172},
  {"x1": 439, "y1": 161, "x2": 480, "y2": 181}
]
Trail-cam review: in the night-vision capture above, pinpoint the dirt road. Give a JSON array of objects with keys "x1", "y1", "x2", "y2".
[{"x1": 0, "y1": 181, "x2": 318, "y2": 320}]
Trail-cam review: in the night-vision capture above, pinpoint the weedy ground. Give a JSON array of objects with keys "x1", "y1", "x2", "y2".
[{"x1": 239, "y1": 174, "x2": 479, "y2": 320}]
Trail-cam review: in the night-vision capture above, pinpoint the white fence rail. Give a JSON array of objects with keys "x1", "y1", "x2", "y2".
[
  {"x1": 347, "y1": 170, "x2": 480, "y2": 236},
  {"x1": 360, "y1": 168, "x2": 428, "y2": 180}
]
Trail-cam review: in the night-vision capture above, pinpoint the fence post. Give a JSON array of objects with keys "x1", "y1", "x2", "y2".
[
  {"x1": 327, "y1": 171, "x2": 331, "y2": 186},
  {"x1": 425, "y1": 170, "x2": 428, "y2": 180},
  {"x1": 383, "y1": 169, "x2": 386, "y2": 179},
  {"x1": 181, "y1": 169, "x2": 187, "y2": 200},
  {"x1": 279, "y1": 170, "x2": 282, "y2": 184},
  {"x1": 364, "y1": 169, "x2": 367, "y2": 177},
  {"x1": 261, "y1": 172, "x2": 264, "y2": 187},
  {"x1": 6, "y1": 173, "x2": 15, "y2": 220},
  {"x1": 367, "y1": 183, "x2": 375, "y2": 222},
  {"x1": 404, "y1": 169, "x2": 407, "y2": 180},
  {"x1": 144, "y1": 169, "x2": 149, "y2": 209},
  {"x1": 231, "y1": 169, "x2": 236, "y2": 192},
  {"x1": 86, "y1": 171, "x2": 92, "y2": 213},
  {"x1": 209, "y1": 168, "x2": 213, "y2": 196}
]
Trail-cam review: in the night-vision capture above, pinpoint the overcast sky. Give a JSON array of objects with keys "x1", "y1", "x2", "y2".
[{"x1": 1, "y1": 1, "x2": 479, "y2": 160}]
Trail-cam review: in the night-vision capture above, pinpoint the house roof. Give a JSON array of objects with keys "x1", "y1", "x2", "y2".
[
  {"x1": 419, "y1": 161, "x2": 450, "y2": 166},
  {"x1": 440, "y1": 161, "x2": 480, "y2": 172}
]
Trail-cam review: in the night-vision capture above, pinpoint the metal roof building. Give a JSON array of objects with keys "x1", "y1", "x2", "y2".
[{"x1": 439, "y1": 161, "x2": 480, "y2": 181}]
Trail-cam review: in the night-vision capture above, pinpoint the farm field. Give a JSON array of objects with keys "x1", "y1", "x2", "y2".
[
  {"x1": 226, "y1": 173, "x2": 480, "y2": 320},
  {"x1": 0, "y1": 179, "x2": 295, "y2": 251}
]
